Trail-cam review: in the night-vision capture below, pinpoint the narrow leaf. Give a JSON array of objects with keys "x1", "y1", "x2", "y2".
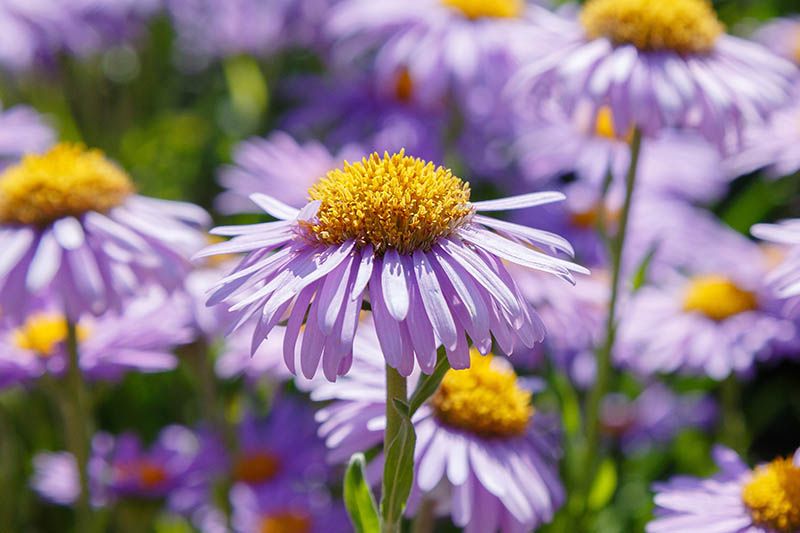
[
  {"x1": 343, "y1": 453, "x2": 380, "y2": 533},
  {"x1": 380, "y1": 399, "x2": 417, "y2": 525},
  {"x1": 408, "y1": 347, "x2": 450, "y2": 416}
]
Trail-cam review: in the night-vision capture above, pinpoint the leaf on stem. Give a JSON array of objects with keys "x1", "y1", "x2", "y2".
[
  {"x1": 344, "y1": 453, "x2": 380, "y2": 533},
  {"x1": 380, "y1": 399, "x2": 417, "y2": 526},
  {"x1": 408, "y1": 347, "x2": 450, "y2": 416}
]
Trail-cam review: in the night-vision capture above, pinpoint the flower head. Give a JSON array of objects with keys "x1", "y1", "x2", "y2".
[
  {"x1": 648, "y1": 446, "x2": 800, "y2": 533},
  {"x1": 310, "y1": 319, "x2": 564, "y2": 532},
  {"x1": 200, "y1": 151, "x2": 586, "y2": 380},
  {"x1": 0, "y1": 143, "x2": 210, "y2": 319}
]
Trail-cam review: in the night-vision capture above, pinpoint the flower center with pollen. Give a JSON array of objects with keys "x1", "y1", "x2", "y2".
[
  {"x1": 115, "y1": 460, "x2": 169, "y2": 490},
  {"x1": 431, "y1": 351, "x2": 533, "y2": 438},
  {"x1": 13, "y1": 313, "x2": 89, "y2": 358},
  {"x1": 441, "y1": 0, "x2": 522, "y2": 19},
  {"x1": 259, "y1": 511, "x2": 312, "y2": 533},
  {"x1": 593, "y1": 106, "x2": 634, "y2": 142},
  {"x1": 0, "y1": 143, "x2": 134, "y2": 227},
  {"x1": 742, "y1": 456, "x2": 800, "y2": 532},
  {"x1": 233, "y1": 451, "x2": 281, "y2": 484},
  {"x1": 580, "y1": 0, "x2": 724, "y2": 54},
  {"x1": 683, "y1": 275, "x2": 758, "y2": 321},
  {"x1": 303, "y1": 151, "x2": 473, "y2": 255}
]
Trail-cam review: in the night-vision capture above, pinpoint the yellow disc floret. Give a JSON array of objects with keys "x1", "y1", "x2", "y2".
[
  {"x1": 0, "y1": 143, "x2": 134, "y2": 227},
  {"x1": 742, "y1": 456, "x2": 800, "y2": 532},
  {"x1": 303, "y1": 151, "x2": 473, "y2": 254},
  {"x1": 259, "y1": 511, "x2": 311, "y2": 533},
  {"x1": 683, "y1": 275, "x2": 758, "y2": 321},
  {"x1": 13, "y1": 313, "x2": 89, "y2": 358},
  {"x1": 431, "y1": 351, "x2": 533, "y2": 438},
  {"x1": 593, "y1": 106, "x2": 634, "y2": 142},
  {"x1": 441, "y1": 0, "x2": 523, "y2": 19},
  {"x1": 580, "y1": 0, "x2": 724, "y2": 54},
  {"x1": 233, "y1": 451, "x2": 281, "y2": 485}
]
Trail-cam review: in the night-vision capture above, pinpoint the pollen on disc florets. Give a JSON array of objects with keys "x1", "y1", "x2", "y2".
[
  {"x1": 233, "y1": 451, "x2": 281, "y2": 485},
  {"x1": 580, "y1": 0, "x2": 724, "y2": 55},
  {"x1": 0, "y1": 143, "x2": 135, "y2": 227},
  {"x1": 742, "y1": 456, "x2": 800, "y2": 532},
  {"x1": 13, "y1": 313, "x2": 89, "y2": 358},
  {"x1": 441, "y1": 0, "x2": 523, "y2": 19},
  {"x1": 683, "y1": 275, "x2": 758, "y2": 322},
  {"x1": 303, "y1": 151, "x2": 473, "y2": 255},
  {"x1": 259, "y1": 511, "x2": 312, "y2": 533},
  {"x1": 431, "y1": 351, "x2": 533, "y2": 438}
]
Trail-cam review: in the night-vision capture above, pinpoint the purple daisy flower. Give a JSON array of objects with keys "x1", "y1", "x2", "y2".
[
  {"x1": 31, "y1": 452, "x2": 84, "y2": 506},
  {"x1": 601, "y1": 383, "x2": 717, "y2": 453},
  {"x1": 0, "y1": 105, "x2": 54, "y2": 170},
  {"x1": 753, "y1": 16, "x2": 800, "y2": 67},
  {"x1": 230, "y1": 483, "x2": 350, "y2": 533},
  {"x1": 0, "y1": 143, "x2": 210, "y2": 320},
  {"x1": 752, "y1": 220, "x2": 800, "y2": 310},
  {"x1": 724, "y1": 102, "x2": 800, "y2": 179},
  {"x1": 615, "y1": 249, "x2": 797, "y2": 380},
  {"x1": 198, "y1": 151, "x2": 587, "y2": 381},
  {"x1": 216, "y1": 131, "x2": 362, "y2": 215},
  {"x1": 326, "y1": 0, "x2": 564, "y2": 108},
  {"x1": 648, "y1": 445, "x2": 800, "y2": 533},
  {"x1": 515, "y1": 106, "x2": 727, "y2": 202},
  {"x1": 214, "y1": 325, "x2": 293, "y2": 383},
  {"x1": 510, "y1": 0, "x2": 798, "y2": 149},
  {"x1": 280, "y1": 74, "x2": 446, "y2": 163},
  {"x1": 0, "y1": 288, "x2": 192, "y2": 388},
  {"x1": 311, "y1": 318, "x2": 565, "y2": 532}
]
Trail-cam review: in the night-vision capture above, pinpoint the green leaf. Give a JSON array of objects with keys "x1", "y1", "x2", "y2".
[
  {"x1": 343, "y1": 453, "x2": 380, "y2": 533},
  {"x1": 380, "y1": 399, "x2": 417, "y2": 525},
  {"x1": 631, "y1": 243, "x2": 659, "y2": 290},
  {"x1": 408, "y1": 348, "x2": 450, "y2": 416},
  {"x1": 588, "y1": 458, "x2": 618, "y2": 510}
]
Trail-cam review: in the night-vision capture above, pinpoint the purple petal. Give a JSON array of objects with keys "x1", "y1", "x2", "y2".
[
  {"x1": 413, "y1": 250, "x2": 458, "y2": 351},
  {"x1": 471, "y1": 191, "x2": 565, "y2": 212},
  {"x1": 382, "y1": 248, "x2": 409, "y2": 321}
]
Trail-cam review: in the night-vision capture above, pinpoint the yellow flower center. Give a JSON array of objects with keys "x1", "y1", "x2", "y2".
[
  {"x1": 569, "y1": 204, "x2": 621, "y2": 231},
  {"x1": 431, "y1": 351, "x2": 533, "y2": 438},
  {"x1": 233, "y1": 451, "x2": 281, "y2": 485},
  {"x1": 580, "y1": 0, "x2": 724, "y2": 54},
  {"x1": 0, "y1": 143, "x2": 134, "y2": 227},
  {"x1": 13, "y1": 313, "x2": 89, "y2": 358},
  {"x1": 115, "y1": 460, "x2": 169, "y2": 489},
  {"x1": 593, "y1": 106, "x2": 634, "y2": 142},
  {"x1": 440, "y1": 0, "x2": 523, "y2": 19},
  {"x1": 303, "y1": 152, "x2": 473, "y2": 255},
  {"x1": 394, "y1": 69, "x2": 414, "y2": 102},
  {"x1": 683, "y1": 275, "x2": 758, "y2": 321},
  {"x1": 259, "y1": 511, "x2": 311, "y2": 533},
  {"x1": 742, "y1": 456, "x2": 800, "y2": 532}
]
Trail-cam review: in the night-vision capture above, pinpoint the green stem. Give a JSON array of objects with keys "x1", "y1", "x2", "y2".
[
  {"x1": 582, "y1": 127, "x2": 643, "y2": 507},
  {"x1": 719, "y1": 376, "x2": 748, "y2": 455},
  {"x1": 410, "y1": 497, "x2": 435, "y2": 533},
  {"x1": 62, "y1": 318, "x2": 94, "y2": 532},
  {"x1": 382, "y1": 364, "x2": 408, "y2": 533}
]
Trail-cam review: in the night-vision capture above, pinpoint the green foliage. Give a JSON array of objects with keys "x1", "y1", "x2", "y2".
[{"x1": 344, "y1": 453, "x2": 380, "y2": 533}]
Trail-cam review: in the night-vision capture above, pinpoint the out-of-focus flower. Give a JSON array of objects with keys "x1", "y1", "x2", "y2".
[
  {"x1": 724, "y1": 103, "x2": 800, "y2": 179},
  {"x1": 616, "y1": 246, "x2": 797, "y2": 380},
  {"x1": 648, "y1": 445, "x2": 800, "y2": 533},
  {"x1": 326, "y1": 0, "x2": 564, "y2": 108},
  {"x1": 601, "y1": 383, "x2": 717, "y2": 453},
  {"x1": 231, "y1": 400, "x2": 329, "y2": 489},
  {"x1": 216, "y1": 131, "x2": 362, "y2": 214},
  {"x1": 515, "y1": 107, "x2": 727, "y2": 202},
  {"x1": 0, "y1": 0, "x2": 159, "y2": 71},
  {"x1": 31, "y1": 425, "x2": 226, "y2": 509},
  {"x1": 230, "y1": 483, "x2": 350, "y2": 533},
  {"x1": 167, "y1": 0, "x2": 333, "y2": 68},
  {"x1": 752, "y1": 220, "x2": 800, "y2": 310},
  {"x1": 214, "y1": 325, "x2": 293, "y2": 383},
  {"x1": 0, "y1": 288, "x2": 192, "y2": 387},
  {"x1": 511, "y1": 0, "x2": 797, "y2": 148},
  {"x1": 0, "y1": 143, "x2": 209, "y2": 319},
  {"x1": 280, "y1": 74, "x2": 446, "y2": 162},
  {"x1": 198, "y1": 151, "x2": 586, "y2": 380},
  {"x1": 311, "y1": 320, "x2": 564, "y2": 532},
  {"x1": 0, "y1": 105, "x2": 54, "y2": 170},
  {"x1": 753, "y1": 16, "x2": 800, "y2": 67}
]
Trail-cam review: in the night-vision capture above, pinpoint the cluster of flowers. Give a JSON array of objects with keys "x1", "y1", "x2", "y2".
[{"x1": 2, "y1": 0, "x2": 800, "y2": 532}]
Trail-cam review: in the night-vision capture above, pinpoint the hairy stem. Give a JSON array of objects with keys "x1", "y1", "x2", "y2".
[{"x1": 381, "y1": 364, "x2": 408, "y2": 533}]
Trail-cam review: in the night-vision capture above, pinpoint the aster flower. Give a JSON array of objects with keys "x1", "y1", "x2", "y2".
[
  {"x1": 515, "y1": 106, "x2": 727, "y2": 202},
  {"x1": 615, "y1": 245, "x2": 797, "y2": 380},
  {"x1": 648, "y1": 445, "x2": 800, "y2": 533},
  {"x1": 0, "y1": 288, "x2": 193, "y2": 388},
  {"x1": 326, "y1": 0, "x2": 565, "y2": 108},
  {"x1": 0, "y1": 105, "x2": 54, "y2": 170},
  {"x1": 214, "y1": 325, "x2": 294, "y2": 383},
  {"x1": 311, "y1": 318, "x2": 564, "y2": 532},
  {"x1": 0, "y1": 143, "x2": 210, "y2": 320},
  {"x1": 231, "y1": 483, "x2": 350, "y2": 533},
  {"x1": 724, "y1": 102, "x2": 800, "y2": 179},
  {"x1": 752, "y1": 220, "x2": 800, "y2": 308},
  {"x1": 601, "y1": 383, "x2": 717, "y2": 453},
  {"x1": 199, "y1": 151, "x2": 587, "y2": 380},
  {"x1": 511, "y1": 0, "x2": 798, "y2": 148},
  {"x1": 216, "y1": 131, "x2": 362, "y2": 215}
]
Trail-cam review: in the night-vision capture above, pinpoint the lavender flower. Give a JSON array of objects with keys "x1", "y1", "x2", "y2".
[
  {"x1": 198, "y1": 151, "x2": 586, "y2": 380},
  {"x1": 753, "y1": 16, "x2": 800, "y2": 67},
  {"x1": 648, "y1": 445, "x2": 800, "y2": 533},
  {"x1": 0, "y1": 105, "x2": 54, "y2": 170},
  {"x1": 0, "y1": 143, "x2": 210, "y2": 319},
  {"x1": 752, "y1": 220, "x2": 800, "y2": 311}
]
